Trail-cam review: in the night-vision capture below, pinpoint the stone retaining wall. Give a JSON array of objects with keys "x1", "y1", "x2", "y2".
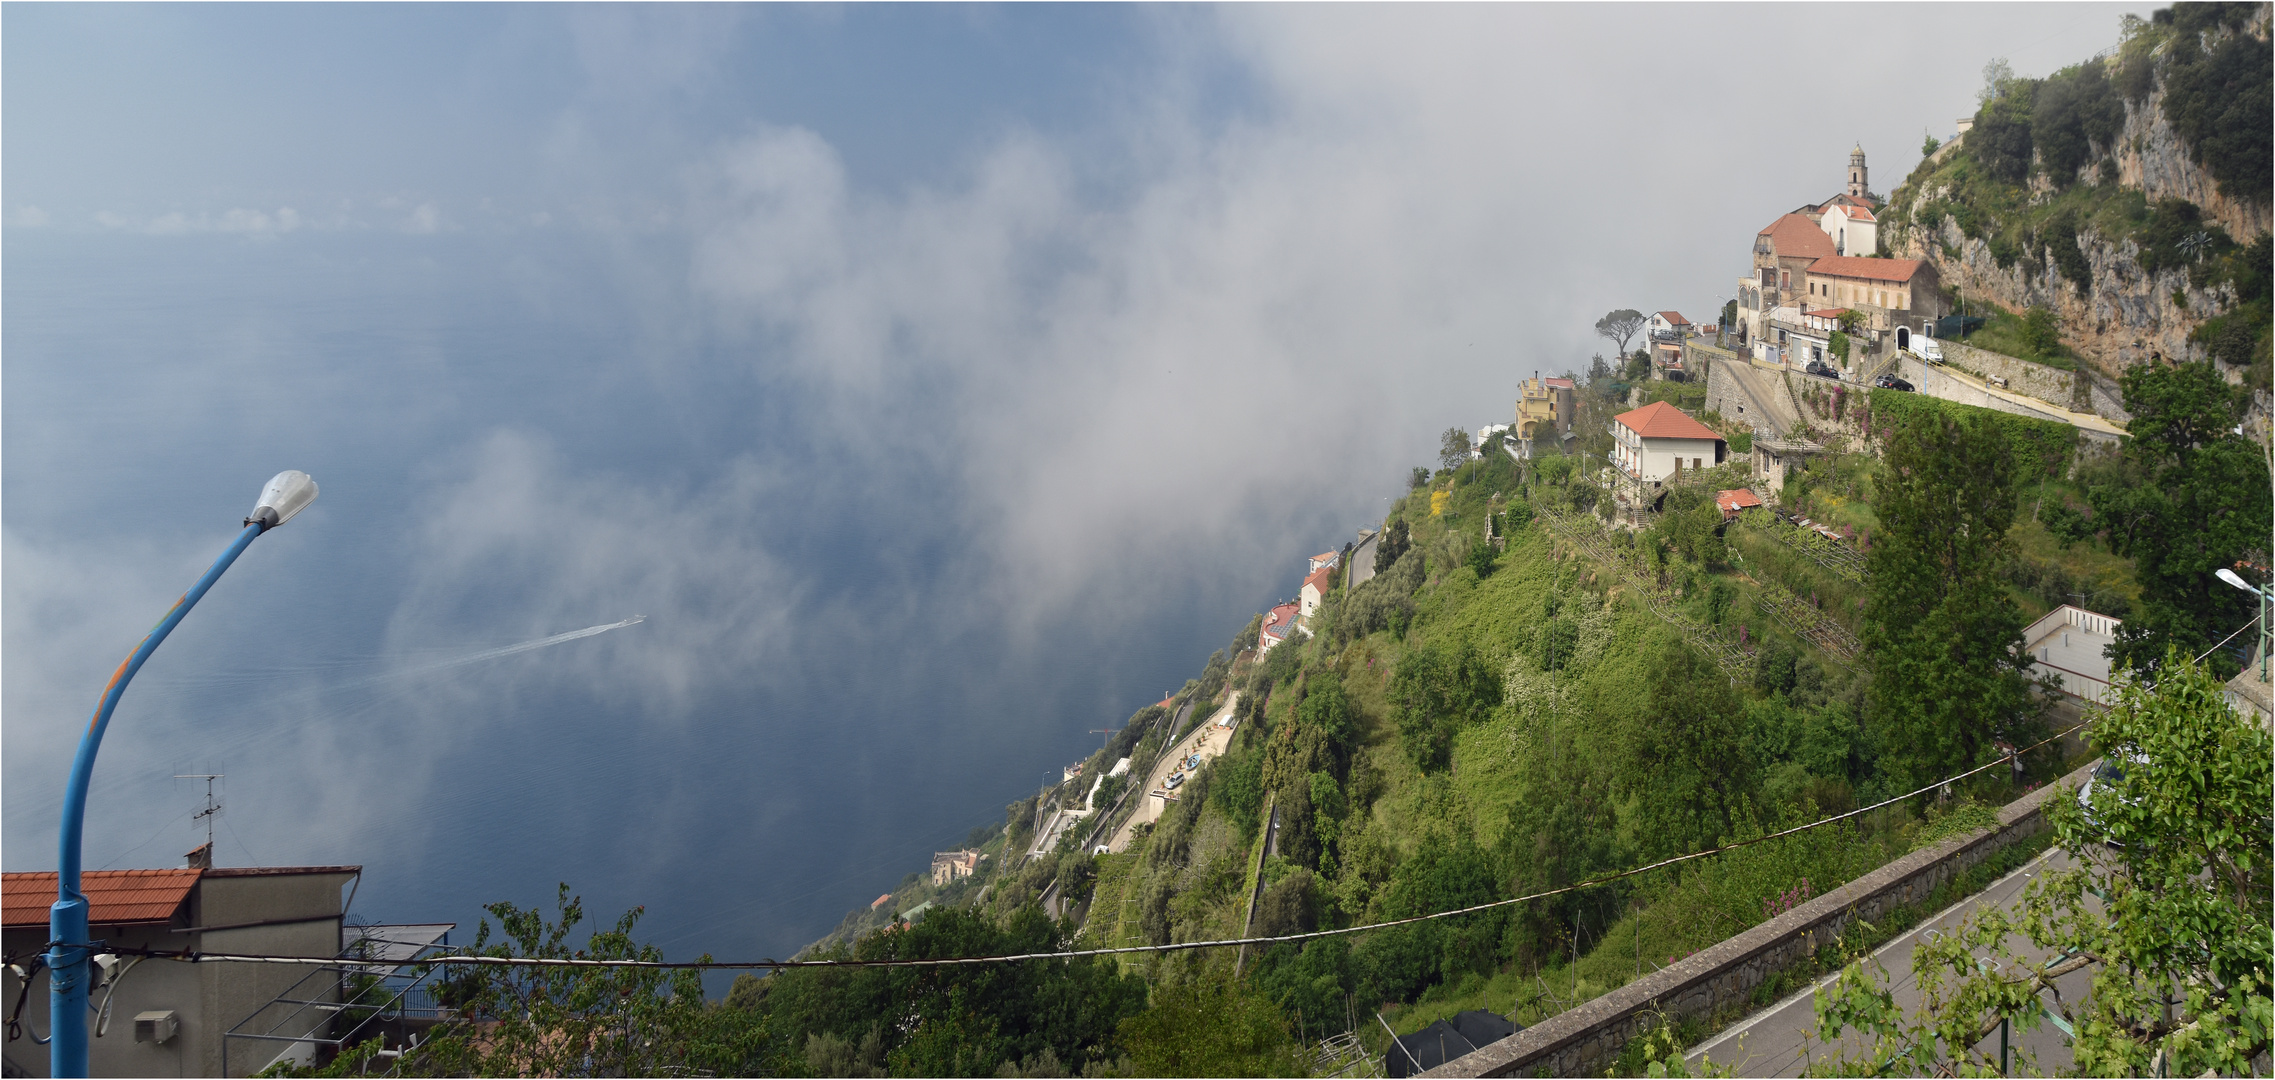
[
  {"x1": 1936, "y1": 341, "x2": 2130, "y2": 424},
  {"x1": 1427, "y1": 761, "x2": 2095, "y2": 1078}
]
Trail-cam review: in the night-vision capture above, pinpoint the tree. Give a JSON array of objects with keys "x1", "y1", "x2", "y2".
[
  {"x1": 1373, "y1": 517, "x2": 1411, "y2": 575},
  {"x1": 1439, "y1": 427, "x2": 1473, "y2": 472},
  {"x1": 1864, "y1": 405, "x2": 2045, "y2": 792},
  {"x1": 1720, "y1": 299, "x2": 1738, "y2": 328},
  {"x1": 2019, "y1": 304, "x2": 2061, "y2": 357},
  {"x1": 1811, "y1": 651, "x2": 2272, "y2": 1076},
  {"x1": 1596, "y1": 309, "x2": 1648, "y2": 360},
  {"x1": 2088, "y1": 361, "x2": 2271, "y2": 676},
  {"x1": 1118, "y1": 975, "x2": 1307, "y2": 1077},
  {"x1": 1408, "y1": 466, "x2": 1430, "y2": 490},
  {"x1": 374, "y1": 885, "x2": 785, "y2": 1078},
  {"x1": 1390, "y1": 640, "x2": 1501, "y2": 772},
  {"x1": 1921, "y1": 130, "x2": 1941, "y2": 157}
]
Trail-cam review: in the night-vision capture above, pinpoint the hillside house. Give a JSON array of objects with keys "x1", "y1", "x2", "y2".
[
  {"x1": 1802, "y1": 256, "x2": 1943, "y2": 342},
  {"x1": 1308, "y1": 550, "x2": 1342, "y2": 574},
  {"x1": 1512, "y1": 374, "x2": 1576, "y2": 454},
  {"x1": 1611, "y1": 401, "x2": 1726, "y2": 487},
  {"x1": 2023, "y1": 606, "x2": 2123, "y2": 705},
  {"x1": 1738, "y1": 213, "x2": 1835, "y2": 345},
  {"x1": 1258, "y1": 602, "x2": 1300, "y2": 653},
  {"x1": 3, "y1": 858, "x2": 371, "y2": 1078},
  {"x1": 1645, "y1": 311, "x2": 1691, "y2": 340},
  {"x1": 930, "y1": 850, "x2": 984, "y2": 887},
  {"x1": 1299, "y1": 562, "x2": 1338, "y2": 624},
  {"x1": 1715, "y1": 488, "x2": 1765, "y2": 521}
]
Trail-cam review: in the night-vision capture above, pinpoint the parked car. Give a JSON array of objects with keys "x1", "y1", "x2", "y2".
[
  {"x1": 1165, "y1": 772, "x2": 1185, "y2": 790},
  {"x1": 1875, "y1": 375, "x2": 1914, "y2": 391},
  {"x1": 1913, "y1": 338, "x2": 1945, "y2": 364},
  {"x1": 2077, "y1": 751, "x2": 2148, "y2": 845},
  {"x1": 1805, "y1": 360, "x2": 1839, "y2": 379}
]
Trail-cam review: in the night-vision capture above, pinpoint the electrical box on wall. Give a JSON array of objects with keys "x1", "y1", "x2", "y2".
[{"x1": 134, "y1": 1010, "x2": 179, "y2": 1045}]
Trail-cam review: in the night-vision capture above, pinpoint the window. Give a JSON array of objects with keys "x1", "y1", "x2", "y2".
[{"x1": 1693, "y1": 458, "x2": 1702, "y2": 470}]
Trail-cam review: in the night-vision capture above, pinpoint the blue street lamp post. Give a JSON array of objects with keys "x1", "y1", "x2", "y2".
[{"x1": 49, "y1": 471, "x2": 316, "y2": 1078}]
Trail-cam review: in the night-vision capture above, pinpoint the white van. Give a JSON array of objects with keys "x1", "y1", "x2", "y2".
[{"x1": 1914, "y1": 338, "x2": 1945, "y2": 364}]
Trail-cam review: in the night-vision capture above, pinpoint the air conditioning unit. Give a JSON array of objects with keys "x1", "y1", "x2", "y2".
[{"x1": 134, "y1": 1010, "x2": 179, "y2": 1045}]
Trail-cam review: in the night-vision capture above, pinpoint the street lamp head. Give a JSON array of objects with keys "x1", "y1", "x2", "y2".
[
  {"x1": 2215, "y1": 568, "x2": 2265, "y2": 596},
  {"x1": 248, "y1": 470, "x2": 318, "y2": 529}
]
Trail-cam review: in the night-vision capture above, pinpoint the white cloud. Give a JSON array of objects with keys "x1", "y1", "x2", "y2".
[{"x1": 12, "y1": 206, "x2": 51, "y2": 227}]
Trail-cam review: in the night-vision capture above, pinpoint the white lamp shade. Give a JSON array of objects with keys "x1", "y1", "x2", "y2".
[
  {"x1": 251, "y1": 470, "x2": 319, "y2": 527},
  {"x1": 2216, "y1": 568, "x2": 2264, "y2": 596}
]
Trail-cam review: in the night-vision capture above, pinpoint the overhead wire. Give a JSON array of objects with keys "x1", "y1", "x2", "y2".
[{"x1": 113, "y1": 719, "x2": 2093, "y2": 973}]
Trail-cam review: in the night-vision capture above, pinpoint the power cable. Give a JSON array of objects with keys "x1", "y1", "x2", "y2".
[{"x1": 112, "y1": 720, "x2": 2090, "y2": 974}]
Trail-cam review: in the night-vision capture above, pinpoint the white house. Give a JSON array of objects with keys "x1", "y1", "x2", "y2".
[
  {"x1": 1298, "y1": 563, "x2": 1338, "y2": 624},
  {"x1": 2022, "y1": 605, "x2": 2122, "y2": 705},
  {"x1": 1610, "y1": 401, "x2": 1727, "y2": 485},
  {"x1": 1644, "y1": 311, "x2": 1692, "y2": 341},
  {"x1": 1820, "y1": 202, "x2": 1878, "y2": 257}
]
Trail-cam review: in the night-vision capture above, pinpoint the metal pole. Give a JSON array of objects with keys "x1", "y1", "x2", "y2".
[{"x1": 52, "y1": 521, "x2": 267, "y2": 1077}]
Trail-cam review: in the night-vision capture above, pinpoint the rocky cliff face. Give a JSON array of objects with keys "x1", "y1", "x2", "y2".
[
  {"x1": 1908, "y1": 215, "x2": 2229, "y2": 375},
  {"x1": 1894, "y1": 11, "x2": 2269, "y2": 378}
]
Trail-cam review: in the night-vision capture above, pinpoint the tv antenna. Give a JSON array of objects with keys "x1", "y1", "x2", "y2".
[{"x1": 174, "y1": 774, "x2": 223, "y2": 854}]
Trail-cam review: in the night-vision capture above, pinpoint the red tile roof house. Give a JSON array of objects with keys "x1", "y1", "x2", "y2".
[
  {"x1": 1715, "y1": 488, "x2": 1765, "y2": 521},
  {"x1": 1258, "y1": 601, "x2": 1301, "y2": 654},
  {"x1": 1611, "y1": 401, "x2": 1728, "y2": 490},
  {"x1": 3, "y1": 859, "x2": 367, "y2": 1077},
  {"x1": 1298, "y1": 563, "x2": 1340, "y2": 626}
]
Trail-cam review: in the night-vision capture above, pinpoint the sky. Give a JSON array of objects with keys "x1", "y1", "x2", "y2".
[{"x1": 3, "y1": 3, "x2": 2154, "y2": 963}]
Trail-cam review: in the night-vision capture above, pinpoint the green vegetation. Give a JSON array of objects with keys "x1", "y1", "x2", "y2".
[
  {"x1": 1884, "y1": 7, "x2": 2271, "y2": 382},
  {"x1": 1863, "y1": 401, "x2": 2047, "y2": 795},
  {"x1": 2083, "y1": 361, "x2": 2272, "y2": 676},
  {"x1": 1812, "y1": 652, "x2": 2272, "y2": 1075}
]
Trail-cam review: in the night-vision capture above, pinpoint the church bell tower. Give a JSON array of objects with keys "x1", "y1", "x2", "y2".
[{"x1": 1848, "y1": 144, "x2": 1869, "y2": 200}]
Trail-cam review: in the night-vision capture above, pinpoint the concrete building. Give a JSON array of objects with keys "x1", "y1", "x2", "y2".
[
  {"x1": 3, "y1": 857, "x2": 363, "y2": 1078},
  {"x1": 1752, "y1": 436, "x2": 1824, "y2": 492},
  {"x1": 1610, "y1": 401, "x2": 1727, "y2": 487},
  {"x1": 2022, "y1": 605, "x2": 2123, "y2": 705}
]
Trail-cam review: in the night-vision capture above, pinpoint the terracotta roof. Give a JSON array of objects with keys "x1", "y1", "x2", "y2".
[
  {"x1": 1831, "y1": 203, "x2": 1877, "y2": 222},
  {"x1": 1544, "y1": 377, "x2": 1575, "y2": 389},
  {"x1": 1657, "y1": 311, "x2": 1690, "y2": 325},
  {"x1": 4, "y1": 869, "x2": 199, "y2": 928},
  {"x1": 1262, "y1": 602, "x2": 1301, "y2": 640},
  {"x1": 1302, "y1": 564, "x2": 1337, "y2": 594},
  {"x1": 1758, "y1": 214, "x2": 1836, "y2": 259},
  {"x1": 1311, "y1": 551, "x2": 1339, "y2": 563},
  {"x1": 1613, "y1": 401, "x2": 1724, "y2": 442},
  {"x1": 1716, "y1": 489, "x2": 1765, "y2": 514},
  {"x1": 1807, "y1": 256, "x2": 1928, "y2": 283}
]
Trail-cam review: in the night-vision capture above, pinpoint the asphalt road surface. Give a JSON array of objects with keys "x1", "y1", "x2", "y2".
[{"x1": 1689, "y1": 846, "x2": 2096, "y2": 1076}]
